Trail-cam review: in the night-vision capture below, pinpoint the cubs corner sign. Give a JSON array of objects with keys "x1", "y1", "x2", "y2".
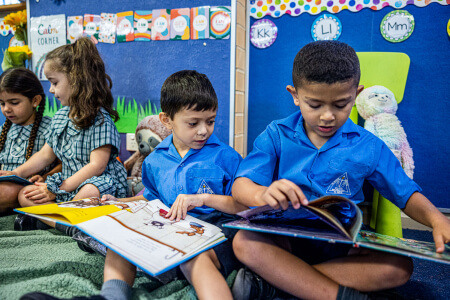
[{"x1": 30, "y1": 14, "x2": 66, "y2": 81}]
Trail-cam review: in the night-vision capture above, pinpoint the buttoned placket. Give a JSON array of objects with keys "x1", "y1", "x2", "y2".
[{"x1": 174, "y1": 147, "x2": 199, "y2": 195}]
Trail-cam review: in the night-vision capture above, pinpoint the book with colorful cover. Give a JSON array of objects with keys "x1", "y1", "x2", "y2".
[
  {"x1": 152, "y1": 9, "x2": 170, "y2": 41},
  {"x1": 170, "y1": 8, "x2": 190, "y2": 40},
  {"x1": 67, "y1": 16, "x2": 83, "y2": 44},
  {"x1": 134, "y1": 10, "x2": 152, "y2": 41},
  {"x1": 15, "y1": 198, "x2": 226, "y2": 276},
  {"x1": 0, "y1": 175, "x2": 32, "y2": 186},
  {"x1": 98, "y1": 13, "x2": 117, "y2": 44},
  {"x1": 15, "y1": 197, "x2": 134, "y2": 225},
  {"x1": 116, "y1": 11, "x2": 135, "y2": 43},
  {"x1": 191, "y1": 6, "x2": 210, "y2": 40},
  {"x1": 83, "y1": 14, "x2": 101, "y2": 42},
  {"x1": 209, "y1": 6, "x2": 231, "y2": 39},
  {"x1": 223, "y1": 195, "x2": 450, "y2": 265}
]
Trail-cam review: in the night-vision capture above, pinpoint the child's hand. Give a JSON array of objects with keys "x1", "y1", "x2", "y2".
[
  {"x1": 0, "y1": 170, "x2": 17, "y2": 176},
  {"x1": 257, "y1": 179, "x2": 308, "y2": 210},
  {"x1": 101, "y1": 194, "x2": 118, "y2": 203},
  {"x1": 166, "y1": 194, "x2": 206, "y2": 222},
  {"x1": 24, "y1": 182, "x2": 56, "y2": 204},
  {"x1": 431, "y1": 218, "x2": 450, "y2": 253},
  {"x1": 29, "y1": 175, "x2": 45, "y2": 183}
]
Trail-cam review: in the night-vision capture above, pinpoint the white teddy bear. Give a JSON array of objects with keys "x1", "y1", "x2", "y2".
[{"x1": 356, "y1": 85, "x2": 414, "y2": 179}]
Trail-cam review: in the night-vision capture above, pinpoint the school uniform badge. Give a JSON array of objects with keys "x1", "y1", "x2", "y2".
[
  {"x1": 326, "y1": 172, "x2": 351, "y2": 196},
  {"x1": 197, "y1": 180, "x2": 214, "y2": 194}
]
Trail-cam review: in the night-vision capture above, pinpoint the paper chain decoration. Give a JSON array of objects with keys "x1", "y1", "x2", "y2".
[{"x1": 250, "y1": 0, "x2": 449, "y2": 19}]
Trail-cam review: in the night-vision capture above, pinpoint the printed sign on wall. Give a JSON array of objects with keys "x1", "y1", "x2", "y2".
[
  {"x1": 170, "y1": 8, "x2": 190, "y2": 40},
  {"x1": 250, "y1": 19, "x2": 278, "y2": 49},
  {"x1": 152, "y1": 9, "x2": 171, "y2": 40},
  {"x1": 67, "y1": 16, "x2": 83, "y2": 44},
  {"x1": 116, "y1": 11, "x2": 135, "y2": 42},
  {"x1": 311, "y1": 14, "x2": 342, "y2": 41},
  {"x1": 210, "y1": 6, "x2": 231, "y2": 39},
  {"x1": 134, "y1": 10, "x2": 152, "y2": 41},
  {"x1": 191, "y1": 6, "x2": 210, "y2": 39},
  {"x1": 30, "y1": 14, "x2": 66, "y2": 81},
  {"x1": 380, "y1": 10, "x2": 415, "y2": 43},
  {"x1": 99, "y1": 13, "x2": 117, "y2": 44}
]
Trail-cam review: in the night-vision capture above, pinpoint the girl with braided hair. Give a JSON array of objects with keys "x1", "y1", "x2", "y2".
[
  {"x1": 5, "y1": 37, "x2": 127, "y2": 220},
  {"x1": 0, "y1": 68, "x2": 55, "y2": 212}
]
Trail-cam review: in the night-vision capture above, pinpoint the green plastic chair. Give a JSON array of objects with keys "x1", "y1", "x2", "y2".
[{"x1": 350, "y1": 52, "x2": 411, "y2": 238}]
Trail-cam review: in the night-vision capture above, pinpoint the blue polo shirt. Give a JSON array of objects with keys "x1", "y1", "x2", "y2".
[
  {"x1": 236, "y1": 111, "x2": 420, "y2": 209},
  {"x1": 142, "y1": 133, "x2": 242, "y2": 215}
]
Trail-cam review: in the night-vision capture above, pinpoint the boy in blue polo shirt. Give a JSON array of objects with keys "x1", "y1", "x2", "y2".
[
  {"x1": 98, "y1": 70, "x2": 246, "y2": 300},
  {"x1": 231, "y1": 41, "x2": 450, "y2": 300}
]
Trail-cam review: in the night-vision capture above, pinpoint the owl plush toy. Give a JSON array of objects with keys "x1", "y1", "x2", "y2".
[
  {"x1": 355, "y1": 85, "x2": 414, "y2": 179},
  {"x1": 124, "y1": 115, "x2": 171, "y2": 196}
]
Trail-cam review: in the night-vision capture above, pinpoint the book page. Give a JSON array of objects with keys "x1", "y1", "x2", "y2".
[
  {"x1": 234, "y1": 195, "x2": 362, "y2": 242},
  {"x1": 77, "y1": 199, "x2": 225, "y2": 275},
  {"x1": 15, "y1": 198, "x2": 145, "y2": 225},
  {"x1": 307, "y1": 196, "x2": 362, "y2": 241},
  {"x1": 357, "y1": 230, "x2": 450, "y2": 264}
]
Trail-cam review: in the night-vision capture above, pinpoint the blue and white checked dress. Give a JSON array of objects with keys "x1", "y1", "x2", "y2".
[
  {"x1": 0, "y1": 116, "x2": 52, "y2": 173},
  {"x1": 45, "y1": 106, "x2": 127, "y2": 202}
]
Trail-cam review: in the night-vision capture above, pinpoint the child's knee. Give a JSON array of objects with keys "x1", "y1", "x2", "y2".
[
  {"x1": 17, "y1": 187, "x2": 34, "y2": 207},
  {"x1": 381, "y1": 254, "x2": 413, "y2": 286},
  {"x1": 393, "y1": 256, "x2": 413, "y2": 285},
  {"x1": 181, "y1": 249, "x2": 220, "y2": 274},
  {"x1": 232, "y1": 230, "x2": 260, "y2": 263},
  {"x1": 0, "y1": 184, "x2": 20, "y2": 210},
  {"x1": 78, "y1": 184, "x2": 100, "y2": 198}
]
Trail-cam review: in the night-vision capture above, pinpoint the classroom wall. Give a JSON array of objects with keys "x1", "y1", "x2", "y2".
[
  {"x1": 247, "y1": 4, "x2": 450, "y2": 209},
  {"x1": 25, "y1": 0, "x2": 232, "y2": 162}
]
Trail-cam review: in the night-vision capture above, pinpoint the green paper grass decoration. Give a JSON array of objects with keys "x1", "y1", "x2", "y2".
[{"x1": 43, "y1": 96, "x2": 160, "y2": 133}]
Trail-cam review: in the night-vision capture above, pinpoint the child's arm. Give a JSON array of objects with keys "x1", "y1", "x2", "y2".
[
  {"x1": 403, "y1": 192, "x2": 450, "y2": 252},
  {"x1": 59, "y1": 145, "x2": 112, "y2": 192},
  {"x1": 29, "y1": 161, "x2": 63, "y2": 183},
  {"x1": 232, "y1": 177, "x2": 308, "y2": 210},
  {"x1": 166, "y1": 194, "x2": 249, "y2": 221},
  {"x1": 8, "y1": 143, "x2": 56, "y2": 178}
]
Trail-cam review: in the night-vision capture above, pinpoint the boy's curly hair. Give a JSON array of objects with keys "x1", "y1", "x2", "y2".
[
  {"x1": 45, "y1": 37, "x2": 119, "y2": 129},
  {"x1": 292, "y1": 41, "x2": 360, "y2": 88},
  {"x1": 0, "y1": 68, "x2": 46, "y2": 160}
]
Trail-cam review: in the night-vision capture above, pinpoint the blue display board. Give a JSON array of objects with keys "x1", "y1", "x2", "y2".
[
  {"x1": 248, "y1": 4, "x2": 449, "y2": 209},
  {"x1": 24, "y1": 0, "x2": 232, "y2": 161}
]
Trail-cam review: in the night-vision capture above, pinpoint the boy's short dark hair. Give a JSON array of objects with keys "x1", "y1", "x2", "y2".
[
  {"x1": 161, "y1": 70, "x2": 218, "y2": 119},
  {"x1": 292, "y1": 41, "x2": 360, "y2": 88}
]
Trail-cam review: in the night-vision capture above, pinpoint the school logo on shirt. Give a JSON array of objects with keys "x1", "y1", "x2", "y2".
[
  {"x1": 326, "y1": 172, "x2": 351, "y2": 196},
  {"x1": 197, "y1": 180, "x2": 214, "y2": 194}
]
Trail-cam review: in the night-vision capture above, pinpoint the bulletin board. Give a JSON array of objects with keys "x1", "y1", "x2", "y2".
[
  {"x1": 27, "y1": 0, "x2": 233, "y2": 159},
  {"x1": 247, "y1": 3, "x2": 450, "y2": 209}
]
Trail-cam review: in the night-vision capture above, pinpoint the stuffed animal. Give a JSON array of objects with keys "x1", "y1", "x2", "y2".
[
  {"x1": 124, "y1": 115, "x2": 171, "y2": 195},
  {"x1": 356, "y1": 85, "x2": 414, "y2": 179}
]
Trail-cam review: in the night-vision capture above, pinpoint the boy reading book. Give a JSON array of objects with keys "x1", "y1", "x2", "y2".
[
  {"x1": 231, "y1": 41, "x2": 450, "y2": 300},
  {"x1": 21, "y1": 70, "x2": 246, "y2": 300}
]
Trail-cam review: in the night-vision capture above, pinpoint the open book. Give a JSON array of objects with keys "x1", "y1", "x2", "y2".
[
  {"x1": 0, "y1": 175, "x2": 32, "y2": 186},
  {"x1": 223, "y1": 195, "x2": 450, "y2": 265},
  {"x1": 15, "y1": 198, "x2": 226, "y2": 276}
]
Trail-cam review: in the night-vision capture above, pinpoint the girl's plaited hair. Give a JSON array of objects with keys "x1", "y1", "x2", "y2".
[
  {"x1": 0, "y1": 68, "x2": 46, "y2": 160},
  {"x1": 45, "y1": 37, "x2": 119, "y2": 129}
]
